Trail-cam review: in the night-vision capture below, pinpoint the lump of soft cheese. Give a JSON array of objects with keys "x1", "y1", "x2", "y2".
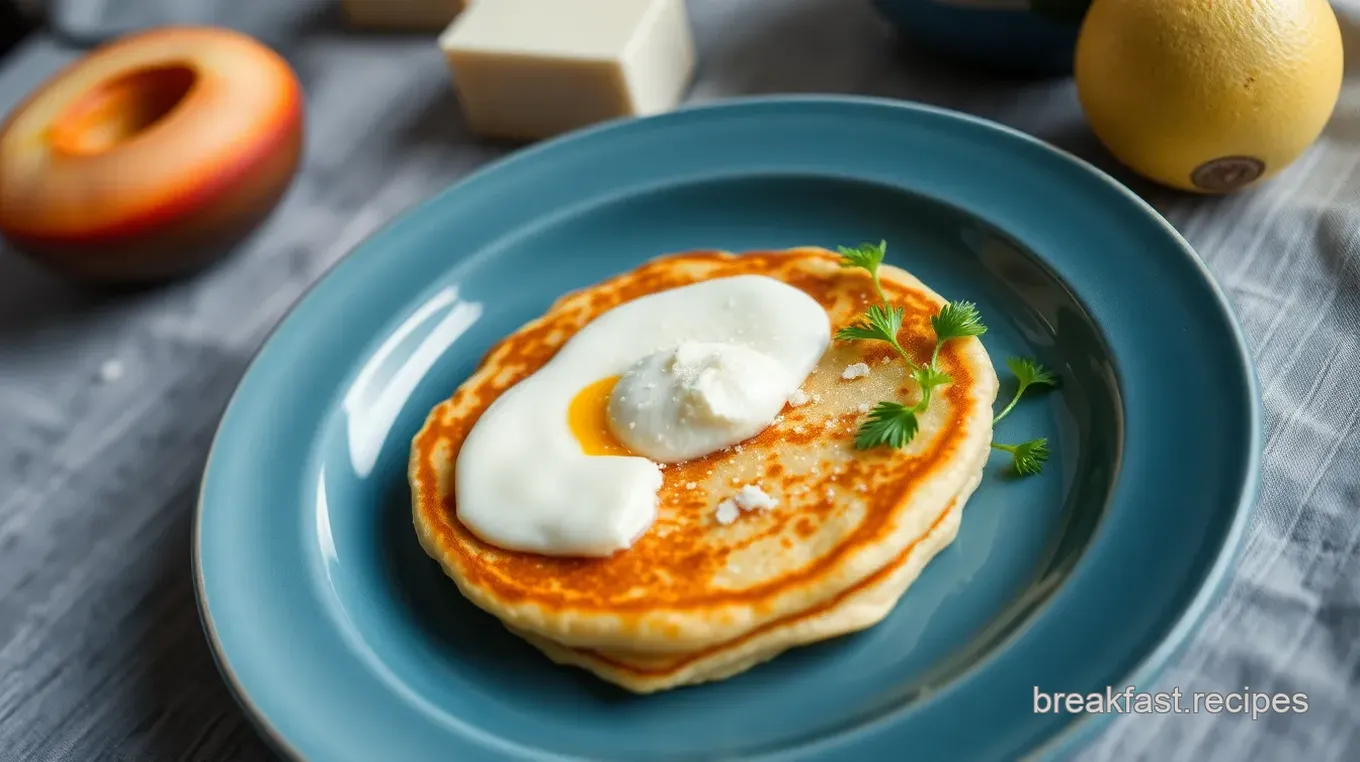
[
  {"x1": 841, "y1": 362, "x2": 871, "y2": 380},
  {"x1": 437, "y1": 0, "x2": 696, "y2": 141},
  {"x1": 732, "y1": 484, "x2": 777, "y2": 511},
  {"x1": 712, "y1": 484, "x2": 777, "y2": 526},
  {"x1": 608, "y1": 341, "x2": 790, "y2": 462},
  {"x1": 341, "y1": 0, "x2": 468, "y2": 30}
]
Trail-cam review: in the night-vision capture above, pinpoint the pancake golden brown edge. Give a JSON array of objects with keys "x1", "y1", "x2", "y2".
[
  {"x1": 511, "y1": 467, "x2": 986, "y2": 693},
  {"x1": 409, "y1": 247, "x2": 999, "y2": 690}
]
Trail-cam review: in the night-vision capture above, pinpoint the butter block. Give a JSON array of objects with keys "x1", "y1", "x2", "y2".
[
  {"x1": 341, "y1": 0, "x2": 469, "y2": 31},
  {"x1": 438, "y1": 0, "x2": 696, "y2": 141}
]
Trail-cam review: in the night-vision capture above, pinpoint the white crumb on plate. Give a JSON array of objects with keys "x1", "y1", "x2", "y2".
[
  {"x1": 857, "y1": 402, "x2": 870, "y2": 414},
  {"x1": 841, "y1": 362, "x2": 871, "y2": 380},
  {"x1": 715, "y1": 499, "x2": 740, "y2": 525},
  {"x1": 787, "y1": 389, "x2": 810, "y2": 407},
  {"x1": 685, "y1": 482, "x2": 697, "y2": 490}
]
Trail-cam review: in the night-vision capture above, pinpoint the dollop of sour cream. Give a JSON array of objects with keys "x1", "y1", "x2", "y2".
[
  {"x1": 454, "y1": 275, "x2": 830, "y2": 557},
  {"x1": 608, "y1": 340, "x2": 793, "y2": 462}
]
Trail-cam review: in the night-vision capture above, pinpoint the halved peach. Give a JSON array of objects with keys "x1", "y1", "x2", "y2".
[{"x1": 0, "y1": 26, "x2": 304, "y2": 283}]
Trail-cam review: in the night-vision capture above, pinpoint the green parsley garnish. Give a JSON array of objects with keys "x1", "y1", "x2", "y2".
[
  {"x1": 913, "y1": 299, "x2": 986, "y2": 412},
  {"x1": 835, "y1": 303, "x2": 912, "y2": 366},
  {"x1": 837, "y1": 241, "x2": 889, "y2": 304},
  {"x1": 835, "y1": 239, "x2": 1059, "y2": 477},
  {"x1": 992, "y1": 357, "x2": 1058, "y2": 424},
  {"x1": 991, "y1": 438, "x2": 1050, "y2": 476},
  {"x1": 854, "y1": 401, "x2": 920, "y2": 450},
  {"x1": 908, "y1": 360, "x2": 952, "y2": 415},
  {"x1": 836, "y1": 242, "x2": 981, "y2": 452},
  {"x1": 931, "y1": 300, "x2": 987, "y2": 347},
  {"x1": 911, "y1": 364, "x2": 953, "y2": 394}
]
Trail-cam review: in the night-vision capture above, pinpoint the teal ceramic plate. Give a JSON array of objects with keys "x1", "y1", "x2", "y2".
[{"x1": 195, "y1": 96, "x2": 1260, "y2": 761}]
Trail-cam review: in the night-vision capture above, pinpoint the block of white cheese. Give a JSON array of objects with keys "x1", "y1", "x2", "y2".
[
  {"x1": 437, "y1": 0, "x2": 696, "y2": 141},
  {"x1": 341, "y1": 0, "x2": 469, "y2": 31}
]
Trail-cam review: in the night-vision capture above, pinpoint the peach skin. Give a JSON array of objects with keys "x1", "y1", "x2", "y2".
[{"x1": 0, "y1": 26, "x2": 304, "y2": 283}]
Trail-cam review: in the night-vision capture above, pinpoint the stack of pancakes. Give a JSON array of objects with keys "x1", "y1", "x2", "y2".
[{"x1": 410, "y1": 247, "x2": 998, "y2": 693}]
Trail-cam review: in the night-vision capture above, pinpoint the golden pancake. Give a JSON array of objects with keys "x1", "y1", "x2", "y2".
[
  {"x1": 410, "y1": 247, "x2": 998, "y2": 657},
  {"x1": 513, "y1": 466, "x2": 985, "y2": 693}
]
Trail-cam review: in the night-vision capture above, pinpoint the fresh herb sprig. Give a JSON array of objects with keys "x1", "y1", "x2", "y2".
[
  {"x1": 837, "y1": 242, "x2": 984, "y2": 452},
  {"x1": 918, "y1": 300, "x2": 986, "y2": 411},
  {"x1": 835, "y1": 241, "x2": 1058, "y2": 477},
  {"x1": 836, "y1": 303, "x2": 912, "y2": 367},
  {"x1": 993, "y1": 357, "x2": 1058, "y2": 425},
  {"x1": 849, "y1": 300, "x2": 984, "y2": 452},
  {"x1": 838, "y1": 240, "x2": 889, "y2": 304},
  {"x1": 991, "y1": 438, "x2": 1050, "y2": 476},
  {"x1": 854, "y1": 401, "x2": 918, "y2": 451},
  {"x1": 988, "y1": 357, "x2": 1057, "y2": 476}
]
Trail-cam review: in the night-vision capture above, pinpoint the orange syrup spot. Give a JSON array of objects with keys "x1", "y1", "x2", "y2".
[{"x1": 568, "y1": 375, "x2": 633, "y2": 456}]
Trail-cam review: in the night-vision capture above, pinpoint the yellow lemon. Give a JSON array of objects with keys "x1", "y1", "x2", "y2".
[{"x1": 1075, "y1": 0, "x2": 1343, "y2": 194}]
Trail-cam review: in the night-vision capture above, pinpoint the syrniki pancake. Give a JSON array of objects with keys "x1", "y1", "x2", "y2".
[
  {"x1": 514, "y1": 465, "x2": 986, "y2": 693},
  {"x1": 409, "y1": 247, "x2": 999, "y2": 689}
]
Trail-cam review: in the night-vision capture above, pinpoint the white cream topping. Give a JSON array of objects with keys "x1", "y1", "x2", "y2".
[
  {"x1": 454, "y1": 275, "x2": 830, "y2": 557},
  {"x1": 608, "y1": 341, "x2": 792, "y2": 462}
]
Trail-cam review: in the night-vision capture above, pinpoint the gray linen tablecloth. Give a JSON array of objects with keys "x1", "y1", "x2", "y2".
[{"x1": 3, "y1": 1, "x2": 1359, "y2": 759}]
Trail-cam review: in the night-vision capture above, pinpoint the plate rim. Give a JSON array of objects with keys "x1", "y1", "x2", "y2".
[{"x1": 193, "y1": 93, "x2": 1263, "y2": 762}]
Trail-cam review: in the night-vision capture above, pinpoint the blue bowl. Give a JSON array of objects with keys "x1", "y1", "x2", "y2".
[{"x1": 873, "y1": 0, "x2": 1086, "y2": 76}]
